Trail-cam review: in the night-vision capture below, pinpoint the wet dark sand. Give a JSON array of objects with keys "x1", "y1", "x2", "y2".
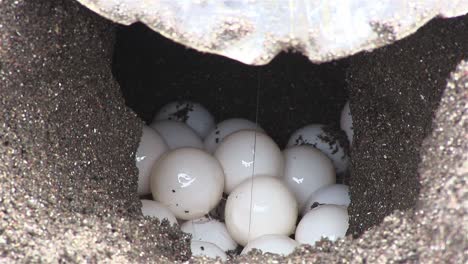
[{"x1": 0, "y1": 0, "x2": 466, "y2": 262}]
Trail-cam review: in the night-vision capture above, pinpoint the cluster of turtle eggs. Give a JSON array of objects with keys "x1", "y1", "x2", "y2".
[{"x1": 136, "y1": 101, "x2": 353, "y2": 260}]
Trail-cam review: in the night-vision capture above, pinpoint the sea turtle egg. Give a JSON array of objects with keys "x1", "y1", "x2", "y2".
[
  {"x1": 153, "y1": 101, "x2": 215, "y2": 139},
  {"x1": 225, "y1": 176, "x2": 297, "y2": 246},
  {"x1": 150, "y1": 120, "x2": 203, "y2": 150},
  {"x1": 340, "y1": 101, "x2": 353, "y2": 146},
  {"x1": 181, "y1": 217, "x2": 237, "y2": 251},
  {"x1": 295, "y1": 205, "x2": 349, "y2": 246},
  {"x1": 287, "y1": 124, "x2": 349, "y2": 175},
  {"x1": 150, "y1": 148, "x2": 224, "y2": 220},
  {"x1": 214, "y1": 130, "x2": 284, "y2": 194},
  {"x1": 204, "y1": 118, "x2": 264, "y2": 154},
  {"x1": 136, "y1": 126, "x2": 168, "y2": 195},
  {"x1": 140, "y1": 199, "x2": 177, "y2": 226},
  {"x1": 283, "y1": 145, "x2": 336, "y2": 209},
  {"x1": 241, "y1": 234, "x2": 299, "y2": 256},
  {"x1": 190, "y1": 241, "x2": 227, "y2": 261},
  {"x1": 302, "y1": 184, "x2": 350, "y2": 216}
]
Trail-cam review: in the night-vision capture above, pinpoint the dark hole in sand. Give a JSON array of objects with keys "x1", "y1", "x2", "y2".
[
  {"x1": 111, "y1": 22, "x2": 350, "y2": 231},
  {"x1": 110, "y1": 19, "x2": 456, "y2": 242},
  {"x1": 112, "y1": 23, "x2": 349, "y2": 150}
]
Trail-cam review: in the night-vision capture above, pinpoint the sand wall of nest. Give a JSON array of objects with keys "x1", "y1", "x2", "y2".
[{"x1": 0, "y1": 0, "x2": 466, "y2": 262}]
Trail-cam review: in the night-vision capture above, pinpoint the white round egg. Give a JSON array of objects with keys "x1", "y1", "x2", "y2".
[
  {"x1": 190, "y1": 241, "x2": 227, "y2": 261},
  {"x1": 302, "y1": 184, "x2": 350, "y2": 216},
  {"x1": 136, "y1": 126, "x2": 169, "y2": 195},
  {"x1": 150, "y1": 120, "x2": 203, "y2": 150},
  {"x1": 241, "y1": 234, "x2": 299, "y2": 256},
  {"x1": 150, "y1": 148, "x2": 224, "y2": 220},
  {"x1": 225, "y1": 176, "x2": 297, "y2": 246},
  {"x1": 204, "y1": 118, "x2": 264, "y2": 154},
  {"x1": 153, "y1": 101, "x2": 215, "y2": 139},
  {"x1": 214, "y1": 130, "x2": 284, "y2": 194},
  {"x1": 340, "y1": 101, "x2": 353, "y2": 146},
  {"x1": 181, "y1": 217, "x2": 237, "y2": 251},
  {"x1": 140, "y1": 199, "x2": 177, "y2": 226},
  {"x1": 287, "y1": 124, "x2": 349, "y2": 175},
  {"x1": 283, "y1": 145, "x2": 336, "y2": 209},
  {"x1": 295, "y1": 205, "x2": 349, "y2": 246}
]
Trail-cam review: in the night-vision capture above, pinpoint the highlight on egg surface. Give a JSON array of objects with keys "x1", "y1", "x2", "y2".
[{"x1": 282, "y1": 145, "x2": 336, "y2": 209}]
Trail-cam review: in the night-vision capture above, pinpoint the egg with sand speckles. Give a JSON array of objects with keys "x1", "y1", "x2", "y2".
[
  {"x1": 154, "y1": 101, "x2": 215, "y2": 139},
  {"x1": 302, "y1": 184, "x2": 350, "y2": 216},
  {"x1": 204, "y1": 118, "x2": 264, "y2": 154},
  {"x1": 287, "y1": 124, "x2": 349, "y2": 175},
  {"x1": 241, "y1": 234, "x2": 299, "y2": 256},
  {"x1": 150, "y1": 147, "x2": 224, "y2": 220},
  {"x1": 140, "y1": 199, "x2": 177, "y2": 226},
  {"x1": 190, "y1": 241, "x2": 227, "y2": 261},
  {"x1": 181, "y1": 217, "x2": 237, "y2": 251}
]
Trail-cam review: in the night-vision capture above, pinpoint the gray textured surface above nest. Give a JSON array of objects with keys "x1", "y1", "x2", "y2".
[
  {"x1": 0, "y1": 0, "x2": 467, "y2": 263},
  {"x1": 76, "y1": 0, "x2": 467, "y2": 65}
]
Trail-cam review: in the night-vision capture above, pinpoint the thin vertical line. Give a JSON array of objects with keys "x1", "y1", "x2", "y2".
[{"x1": 247, "y1": 68, "x2": 261, "y2": 242}]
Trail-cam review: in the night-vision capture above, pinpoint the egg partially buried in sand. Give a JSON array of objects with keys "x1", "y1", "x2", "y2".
[
  {"x1": 181, "y1": 217, "x2": 237, "y2": 252},
  {"x1": 136, "y1": 126, "x2": 169, "y2": 195},
  {"x1": 302, "y1": 184, "x2": 350, "y2": 216},
  {"x1": 225, "y1": 176, "x2": 297, "y2": 246},
  {"x1": 140, "y1": 199, "x2": 177, "y2": 226},
  {"x1": 295, "y1": 204, "x2": 349, "y2": 246},
  {"x1": 150, "y1": 148, "x2": 224, "y2": 220},
  {"x1": 241, "y1": 234, "x2": 299, "y2": 256},
  {"x1": 340, "y1": 101, "x2": 354, "y2": 146},
  {"x1": 190, "y1": 241, "x2": 227, "y2": 261}
]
